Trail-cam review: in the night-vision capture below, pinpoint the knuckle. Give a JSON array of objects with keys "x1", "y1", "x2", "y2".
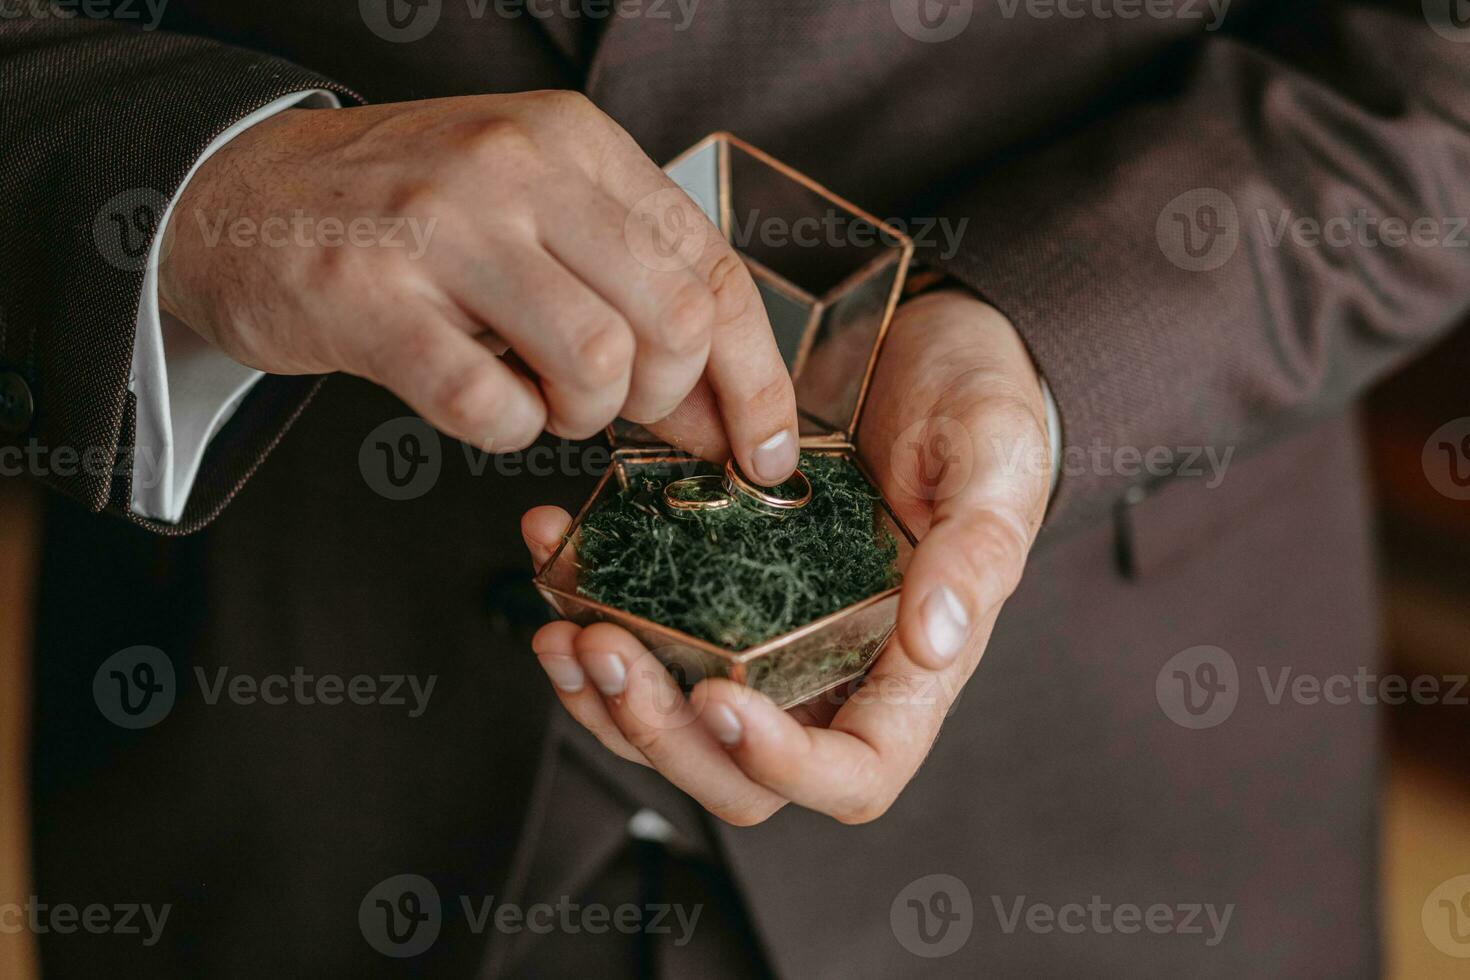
[
  {"x1": 363, "y1": 321, "x2": 432, "y2": 383},
  {"x1": 835, "y1": 795, "x2": 893, "y2": 826},
  {"x1": 303, "y1": 237, "x2": 359, "y2": 292},
  {"x1": 623, "y1": 725, "x2": 666, "y2": 756},
  {"x1": 541, "y1": 89, "x2": 598, "y2": 119},
  {"x1": 829, "y1": 756, "x2": 891, "y2": 825},
  {"x1": 435, "y1": 364, "x2": 507, "y2": 435},
  {"x1": 301, "y1": 219, "x2": 397, "y2": 289},
  {"x1": 954, "y1": 515, "x2": 1028, "y2": 598},
  {"x1": 657, "y1": 281, "x2": 716, "y2": 352},
  {"x1": 748, "y1": 374, "x2": 793, "y2": 413},
  {"x1": 454, "y1": 117, "x2": 540, "y2": 166},
  {"x1": 570, "y1": 313, "x2": 635, "y2": 387},
  {"x1": 489, "y1": 421, "x2": 542, "y2": 454},
  {"x1": 711, "y1": 798, "x2": 778, "y2": 828},
  {"x1": 704, "y1": 249, "x2": 757, "y2": 317},
  {"x1": 985, "y1": 394, "x2": 1048, "y2": 453},
  {"x1": 385, "y1": 179, "x2": 444, "y2": 219}
]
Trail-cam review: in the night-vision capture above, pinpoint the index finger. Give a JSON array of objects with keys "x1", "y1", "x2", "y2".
[
  {"x1": 583, "y1": 125, "x2": 800, "y2": 485},
  {"x1": 688, "y1": 240, "x2": 800, "y2": 486}
]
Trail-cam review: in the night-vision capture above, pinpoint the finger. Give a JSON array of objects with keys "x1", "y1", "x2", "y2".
[
  {"x1": 679, "y1": 239, "x2": 800, "y2": 487},
  {"x1": 532, "y1": 621, "x2": 649, "y2": 768},
  {"x1": 896, "y1": 402, "x2": 1047, "y2": 671},
  {"x1": 546, "y1": 367, "x2": 731, "y2": 471},
  {"x1": 521, "y1": 505, "x2": 573, "y2": 568},
  {"x1": 572, "y1": 623, "x2": 786, "y2": 826},
  {"x1": 638, "y1": 377, "x2": 730, "y2": 462},
  {"x1": 447, "y1": 242, "x2": 635, "y2": 440},
  {"x1": 358, "y1": 313, "x2": 548, "y2": 452},
  {"x1": 537, "y1": 179, "x2": 717, "y2": 425},
  {"x1": 565, "y1": 124, "x2": 799, "y2": 484},
  {"x1": 695, "y1": 635, "x2": 965, "y2": 824},
  {"x1": 897, "y1": 509, "x2": 1029, "y2": 670}
]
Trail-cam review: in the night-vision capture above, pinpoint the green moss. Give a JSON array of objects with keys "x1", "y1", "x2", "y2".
[{"x1": 577, "y1": 453, "x2": 900, "y2": 650}]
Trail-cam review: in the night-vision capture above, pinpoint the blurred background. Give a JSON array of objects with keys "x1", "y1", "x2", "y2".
[
  {"x1": 1364, "y1": 326, "x2": 1470, "y2": 979},
  {"x1": 1, "y1": 329, "x2": 1467, "y2": 978}
]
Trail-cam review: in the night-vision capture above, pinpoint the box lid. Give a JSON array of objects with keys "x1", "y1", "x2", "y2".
[{"x1": 610, "y1": 133, "x2": 913, "y2": 450}]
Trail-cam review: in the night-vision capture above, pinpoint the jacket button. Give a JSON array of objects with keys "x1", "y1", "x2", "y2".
[{"x1": 0, "y1": 371, "x2": 34, "y2": 435}]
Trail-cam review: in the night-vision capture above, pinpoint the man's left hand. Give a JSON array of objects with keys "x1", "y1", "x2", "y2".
[{"x1": 520, "y1": 290, "x2": 1053, "y2": 825}]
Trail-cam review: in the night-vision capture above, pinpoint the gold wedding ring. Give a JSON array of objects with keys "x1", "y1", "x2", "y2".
[
  {"x1": 723, "y1": 458, "x2": 813, "y2": 516},
  {"x1": 662, "y1": 474, "x2": 733, "y2": 519}
]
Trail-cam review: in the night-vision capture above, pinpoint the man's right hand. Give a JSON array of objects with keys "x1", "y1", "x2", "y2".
[{"x1": 159, "y1": 90, "x2": 800, "y2": 483}]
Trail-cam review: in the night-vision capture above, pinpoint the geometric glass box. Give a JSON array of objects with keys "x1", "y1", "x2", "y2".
[{"x1": 533, "y1": 134, "x2": 916, "y2": 708}]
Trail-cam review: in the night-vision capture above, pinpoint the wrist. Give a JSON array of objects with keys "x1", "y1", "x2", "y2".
[{"x1": 158, "y1": 107, "x2": 314, "y2": 333}]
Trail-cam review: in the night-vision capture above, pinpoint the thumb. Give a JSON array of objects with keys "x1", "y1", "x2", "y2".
[{"x1": 894, "y1": 405, "x2": 1049, "y2": 671}]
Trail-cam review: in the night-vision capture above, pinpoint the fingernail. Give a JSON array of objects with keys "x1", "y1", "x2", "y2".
[
  {"x1": 922, "y1": 586, "x2": 970, "y2": 664},
  {"x1": 585, "y1": 652, "x2": 627, "y2": 697},
  {"x1": 750, "y1": 430, "x2": 797, "y2": 485},
  {"x1": 539, "y1": 656, "x2": 584, "y2": 693},
  {"x1": 704, "y1": 703, "x2": 743, "y2": 746}
]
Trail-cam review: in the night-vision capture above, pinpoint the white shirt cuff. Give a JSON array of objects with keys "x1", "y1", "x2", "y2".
[{"x1": 129, "y1": 89, "x2": 340, "y2": 523}]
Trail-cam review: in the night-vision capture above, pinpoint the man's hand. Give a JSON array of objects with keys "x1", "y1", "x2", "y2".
[
  {"x1": 160, "y1": 91, "x2": 799, "y2": 482},
  {"x1": 520, "y1": 290, "x2": 1053, "y2": 825}
]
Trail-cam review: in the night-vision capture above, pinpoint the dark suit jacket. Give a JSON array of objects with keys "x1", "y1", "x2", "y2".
[{"x1": 5, "y1": 1, "x2": 1468, "y2": 977}]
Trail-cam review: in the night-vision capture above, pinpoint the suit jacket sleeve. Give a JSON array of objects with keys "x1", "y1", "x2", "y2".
[
  {"x1": 930, "y1": 0, "x2": 1470, "y2": 531},
  {"x1": 0, "y1": 15, "x2": 360, "y2": 534}
]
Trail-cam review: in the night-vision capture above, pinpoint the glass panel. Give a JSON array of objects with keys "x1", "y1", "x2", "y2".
[
  {"x1": 611, "y1": 134, "x2": 910, "y2": 450},
  {"x1": 797, "y1": 252, "x2": 905, "y2": 435}
]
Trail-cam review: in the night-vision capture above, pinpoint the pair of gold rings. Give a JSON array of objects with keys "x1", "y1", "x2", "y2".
[{"x1": 661, "y1": 460, "x2": 813, "y2": 519}]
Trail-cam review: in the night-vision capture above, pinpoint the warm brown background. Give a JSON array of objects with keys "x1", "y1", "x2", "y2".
[
  {"x1": 1364, "y1": 327, "x2": 1470, "y2": 980},
  {"x1": 0, "y1": 330, "x2": 1466, "y2": 977}
]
